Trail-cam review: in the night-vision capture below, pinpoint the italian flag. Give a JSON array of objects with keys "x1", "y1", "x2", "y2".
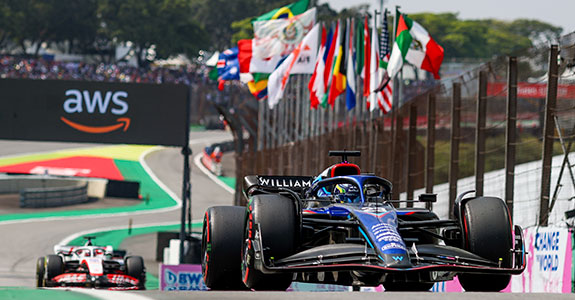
[{"x1": 387, "y1": 9, "x2": 444, "y2": 79}]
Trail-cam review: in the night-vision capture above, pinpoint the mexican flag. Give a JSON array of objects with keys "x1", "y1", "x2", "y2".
[{"x1": 387, "y1": 9, "x2": 444, "y2": 79}]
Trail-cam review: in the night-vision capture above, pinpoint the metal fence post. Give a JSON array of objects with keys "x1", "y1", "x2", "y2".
[
  {"x1": 391, "y1": 114, "x2": 403, "y2": 201},
  {"x1": 505, "y1": 56, "x2": 518, "y2": 219},
  {"x1": 406, "y1": 104, "x2": 417, "y2": 205},
  {"x1": 475, "y1": 70, "x2": 487, "y2": 197},
  {"x1": 425, "y1": 93, "x2": 436, "y2": 210},
  {"x1": 539, "y1": 45, "x2": 559, "y2": 226},
  {"x1": 449, "y1": 82, "x2": 461, "y2": 217}
]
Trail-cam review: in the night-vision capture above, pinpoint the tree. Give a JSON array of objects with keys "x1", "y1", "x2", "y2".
[
  {"x1": 99, "y1": 0, "x2": 208, "y2": 67},
  {"x1": 409, "y1": 13, "x2": 560, "y2": 59}
]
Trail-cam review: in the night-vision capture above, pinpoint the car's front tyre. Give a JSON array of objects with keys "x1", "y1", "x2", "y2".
[
  {"x1": 241, "y1": 194, "x2": 296, "y2": 291},
  {"x1": 36, "y1": 257, "x2": 45, "y2": 287},
  {"x1": 457, "y1": 196, "x2": 513, "y2": 292},
  {"x1": 201, "y1": 206, "x2": 247, "y2": 290}
]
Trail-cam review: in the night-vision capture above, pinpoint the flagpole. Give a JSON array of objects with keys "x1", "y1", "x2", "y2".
[{"x1": 258, "y1": 93, "x2": 264, "y2": 151}]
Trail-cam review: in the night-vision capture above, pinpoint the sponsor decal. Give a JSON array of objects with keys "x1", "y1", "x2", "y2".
[
  {"x1": 55, "y1": 273, "x2": 87, "y2": 283},
  {"x1": 257, "y1": 176, "x2": 312, "y2": 189},
  {"x1": 160, "y1": 264, "x2": 207, "y2": 291},
  {"x1": 107, "y1": 274, "x2": 138, "y2": 286},
  {"x1": 381, "y1": 242, "x2": 407, "y2": 252},
  {"x1": 30, "y1": 166, "x2": 91, "y2": 176},
  {"x1": 392, "y1": 255, "x2": 404, "y2": 262},
  {"x1": 61, "y1": 89, "x2": 130, "y2": 134},
  {"x1": 371, "y1": 223, "x2": 403, "y2": 244}
]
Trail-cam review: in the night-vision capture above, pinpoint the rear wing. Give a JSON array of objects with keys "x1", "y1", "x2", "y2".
[{"x1": 243, "y1": 175, "x2": 314, "y2": 198}]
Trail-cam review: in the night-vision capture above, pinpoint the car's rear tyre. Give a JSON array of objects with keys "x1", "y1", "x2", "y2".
[
  {"x1": 125, "y1": 256, "x2": 146, "y2": 289},
  {"x1": 36, "y1": 257, "x2": 45, "y2": 287},
  {"x1": 383, "y1": 282, "x2": 434, "y2": 291},
  {"x1": 45, "y1": 255, "x2": 63, "y2": 286},
  {"x1": 201, "y1": 206, "x2": 247, "y2": 290},
  {"x1": 242, "y1": 194, "x2": 296, "y2": 291},
  {"x1": 457, "y1": 196, "x2": 512, "y2": 292}
]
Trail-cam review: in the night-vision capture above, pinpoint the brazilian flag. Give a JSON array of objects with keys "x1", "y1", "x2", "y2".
[{"x1": 252, "y1": 0, "x2": 309, "y2": 22}]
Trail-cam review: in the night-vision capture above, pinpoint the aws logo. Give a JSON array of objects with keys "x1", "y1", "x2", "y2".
[{"x1": 61, "y1": 89, "x2": 130, "y2": 134}]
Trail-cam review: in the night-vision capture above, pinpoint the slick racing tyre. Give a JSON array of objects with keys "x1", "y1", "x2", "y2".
[
  {"x1": 457, "y1": 196, "x2": 513, "y2": 292},
  {"x1": 242, "y1": 194, "x2": 296, "y2": 291},
  {"x1": 201, "y1": 206, "x2": 247, "y2": 290},
  {"x1": 45, "y1": 255, "x2": 63, "y2": 286},
  {"x1": 36, "y1": 257, "x2": 46, "y2": 287},
  {"x1": 125, "y1": 256, "x2": 146, "y2": 289}
]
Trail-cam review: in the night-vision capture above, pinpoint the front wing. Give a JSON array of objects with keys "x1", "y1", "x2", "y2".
[
  {"x1": 249, "y1": 224, "x2": 526, "y2": 277},
  {"x1": 48, "y1": 273, "x2": 142, "y2": 290}
]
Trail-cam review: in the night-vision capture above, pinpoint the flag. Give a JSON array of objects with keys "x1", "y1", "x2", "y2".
[
  {"x1": 355, "y1": 17, "x2": 364, "y2": 76},
  {"x1": 309, "y1": 25, "x2": 326, "y2": 109},
  {"x1": 377, "y1": 10, "x2": 392, "y2": 113},
  {"x1": 238, "y1": 39, "x2": 282, "y2": 73},
  {"x1": 253, "y1": 0, "x2": 309, "y2": 22},
  {"x1": 268, "y1": 24, "x2": 320, "y2": 109},
  {"x1": 345, "y1": 18, "x2": 356, "y2": 110},
  {"x1": 369, "y1": 18, "x2": 380, "y2": 111},
  {"x1": 247, "y1": 79, "x2": 268, "y2": 100},
  {"x1": 327, "y1": 20, "x2": 346, "y2": 107},
  {"x1": 362, "y1": 15, "x2": 371, "y2": 99},
  {"x1": 253, "y1": 8, "x2": 316, "y2": 59},
  {"x1": 379, "y1": 10, "x2": 391, "y2": 61},
  {"x1": 320, "y1": 23, "x2": 337, "y2": 108},
  {"x1": 387, "y1": 8, "x2": 444, "y2": 79},
  {"x1": 216, "y1": 47, "x2": 240, "y2": 80}
]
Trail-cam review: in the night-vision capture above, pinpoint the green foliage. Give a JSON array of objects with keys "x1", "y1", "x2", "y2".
[
  {"x1": 99, "y1": 0, "x2": 207, "y2": 65},
  {"x1": 0, "y1": 1, "x2": 565, "y2": 65},
  {"x1": 231, "y1": 17, "x2": 255, "y2": 45},
  {"x1": 190, "y1": 0, "x2": 294, "y2": 50},
  {"x1": 433, "y1": 134, "x2": 565, "y2": 185},
  {"x1": 409, "y1": 13, "x2": 561, "y2": 59}
]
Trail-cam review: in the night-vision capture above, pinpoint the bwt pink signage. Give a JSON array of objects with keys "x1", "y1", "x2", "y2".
[{"x1": 433, "y1": 227, "x2": 572, "y2": 293}]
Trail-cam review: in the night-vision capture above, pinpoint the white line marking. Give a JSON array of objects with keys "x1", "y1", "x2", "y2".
[
  {"x1": 0, "y1": 147, "x2": 180, "y2": 225},
  {"x1": 71, "y1": 288, "x2": 155, "y2": 300},
  {"x1": 0, "y1": 133, "x2": 233, "y2": 225},
  {"x1": 193, "y1": 152, "x2": 234, "y2": 194}
]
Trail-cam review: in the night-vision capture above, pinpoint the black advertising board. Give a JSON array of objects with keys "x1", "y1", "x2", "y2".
[{"x1": 0, "y1": 78, "x2": 189, "y2": 146}]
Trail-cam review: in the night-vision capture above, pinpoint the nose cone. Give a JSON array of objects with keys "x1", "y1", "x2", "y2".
[{"x1": 85, "y1": 257, "x2": 104, "y2": 276}]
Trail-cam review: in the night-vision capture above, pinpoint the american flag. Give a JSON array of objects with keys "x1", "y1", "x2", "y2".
[
  {"x1": 379, "y1": 9, "x2": 391, "y2": 59},
  {"x1": 378, "y1": 9, "x2": 393, "y2": 113}
]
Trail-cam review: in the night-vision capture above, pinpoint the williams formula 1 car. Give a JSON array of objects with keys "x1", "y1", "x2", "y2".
[
  {"x1": 36, "y1": 237, "x2": 146, "y2": 290},
  {"x1": 202, "y1": 151, "x2": 525, "y2": 291}
]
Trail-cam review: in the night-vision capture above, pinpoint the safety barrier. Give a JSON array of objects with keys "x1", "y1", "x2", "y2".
[
  {"x1": 0, "y1": 175, "x2": 108, "y2": 208},
  {"x1": 20, "y1": 182, "x2": 89, "y2": 208}
]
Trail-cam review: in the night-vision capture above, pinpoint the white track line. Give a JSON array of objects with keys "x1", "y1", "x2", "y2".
[
  {"x1": 72, "y1": 288, "x2": 155, "y2": 300},
  {"x1": 193, "y1": 152, "x2": 235, "y2": 194},
  {"x1": 0, "y1": 134, "x2": 233, "y2": 226},
  {"x1": 0, "y1": 147, "x2": 181, "y2": 225}
]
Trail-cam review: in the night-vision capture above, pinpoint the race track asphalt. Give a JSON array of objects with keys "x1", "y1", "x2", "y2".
[
  {"x1": 0, "y1": 133, "x2": 571, "y2": 300},
  {"x1": 0, "y1": 130, "x2": 235, "y2": 287}
]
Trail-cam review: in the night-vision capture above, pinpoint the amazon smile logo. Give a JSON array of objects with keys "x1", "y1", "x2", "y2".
[{"x1": 61, "y1": 89, "x2": 131, "y2": 134}]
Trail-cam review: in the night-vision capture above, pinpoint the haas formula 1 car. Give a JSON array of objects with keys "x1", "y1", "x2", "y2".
[
  {"x1": 202, "y1": 151, "x2": 526, "y2": 291},
  {"x1": 36, "y1": 237, "x2": 146, "y2": 290}
]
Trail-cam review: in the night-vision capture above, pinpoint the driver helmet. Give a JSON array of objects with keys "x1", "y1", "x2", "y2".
[{"x1": 333, "y1": 184, "x2": 361, "y2": 203}]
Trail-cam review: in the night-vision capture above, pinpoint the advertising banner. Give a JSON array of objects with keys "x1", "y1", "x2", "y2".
[
  {"x1": 432, "y1": 226, "x2": 572, "y2": 293},
  {"x1": 0, "y1": 78, "x2": 189, "y2": 146},
  {"x1": 512, "y1": 226, "x2": 572, "y2": 293},
  {"x1": 487, "y1": 82, "x2": 575, "y2": 100},
  {"x1": 160, "y1": 264, "x2": 207, "y2": 291}
]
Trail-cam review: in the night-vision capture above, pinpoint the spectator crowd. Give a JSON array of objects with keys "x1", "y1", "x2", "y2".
[{"x1": 0, "y1": 55, "x2": 202, "y2": 85}]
